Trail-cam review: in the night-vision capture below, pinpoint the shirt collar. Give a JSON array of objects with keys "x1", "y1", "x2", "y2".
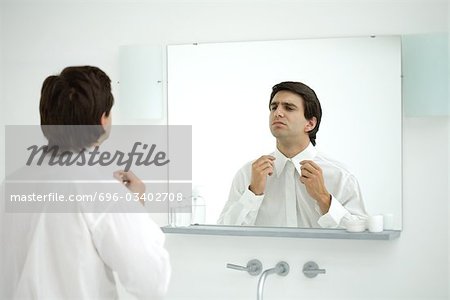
[{"x1": 274, "y1": 143, "x2": 317, "y2": 177}]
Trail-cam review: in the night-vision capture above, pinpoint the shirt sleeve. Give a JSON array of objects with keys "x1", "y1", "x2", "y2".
[
  {"x1": 85, "y1": 210, "x2": 171, "y2": 300},
  {"x1": 317, "y1": 174, "x2": 368, "y2": 228},
  {"x1": 217, "y1": 165, "x2": 264, "y2": 225}
]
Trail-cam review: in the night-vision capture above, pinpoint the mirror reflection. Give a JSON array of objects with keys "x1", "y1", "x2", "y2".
[
  {"x1": 216, "y1": 81, "x2": 367, "y2": 228},
  {"x1": 168, "y1": 36, "x2": 402, "y2": 229}
]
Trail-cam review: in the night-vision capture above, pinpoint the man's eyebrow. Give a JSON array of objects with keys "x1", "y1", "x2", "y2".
[
  {"x1": 283, "y1": 102, "x2": 297, "y2": 107},
  {"x1": 271, "y1": 101, "x2": 297, "y2": 107}
]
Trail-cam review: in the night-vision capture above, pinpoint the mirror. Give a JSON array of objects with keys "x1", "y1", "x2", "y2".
[{"x1": 167, "y1": 36, "x2": 402, "y2": 230}]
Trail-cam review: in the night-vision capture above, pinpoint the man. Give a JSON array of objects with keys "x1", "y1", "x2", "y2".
[
  {"x1": 1, "y1": 66, "x2": 170, "y2": 299},
  {"x1": 218, "y1": 81, "x2": 367, "y2": 228}
]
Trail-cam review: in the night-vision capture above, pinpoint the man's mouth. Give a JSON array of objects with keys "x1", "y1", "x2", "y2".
[{"x1": 272, "y1": 121, "x2": 286, "y2": 126}]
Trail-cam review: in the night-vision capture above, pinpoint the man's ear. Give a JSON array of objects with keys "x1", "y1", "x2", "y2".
[
  {"x1": 100, "y1": 112, "x2": 108, "y2": 126},
  {"x1": 304, "y1": 117, "x2": 317, "y2": 133}
]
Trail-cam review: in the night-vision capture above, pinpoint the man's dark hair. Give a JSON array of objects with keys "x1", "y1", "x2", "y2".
[
  {"x1": 39, "y1": 66, "x2": 114, "y2": 151},
  {"x1": 269, "y1": 81, "x2": 322, "y2": 146}
]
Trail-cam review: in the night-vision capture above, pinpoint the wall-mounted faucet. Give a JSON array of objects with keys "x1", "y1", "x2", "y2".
[
  {"x1": 257, "y1": 261, "x2": 289, "y2": 300},
  {"x1": 227, "y1": 260, "x2": 324, "y2": 299}
]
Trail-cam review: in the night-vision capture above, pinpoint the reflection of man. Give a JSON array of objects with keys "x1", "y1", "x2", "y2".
[
  {"x1": 1, "y1": 66, "x2": 170, "y2": 299},
  {"x1": 218, "y1": 81, "x2": 367, "y2": 228}
]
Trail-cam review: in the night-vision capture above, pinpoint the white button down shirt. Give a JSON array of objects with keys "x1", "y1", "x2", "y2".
[
  {"x1": 218, "y1": 143, "x2": 367, "y2": 228},
  {"x1": 1, "y1": 166, "x2": 171, "y2": 300}
]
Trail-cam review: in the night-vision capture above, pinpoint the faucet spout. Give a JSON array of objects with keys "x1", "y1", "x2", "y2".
[
  {"x1": 256, "y1": 262, "x2": 289, "y2": 300},
  {"x1": 256, "y1": 269, "x2": 276, "y2": 300}
]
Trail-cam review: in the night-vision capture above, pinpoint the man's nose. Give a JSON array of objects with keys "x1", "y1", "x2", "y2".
[{"x1": 274, "y1": 107, "x2": 284, "y2": 117}]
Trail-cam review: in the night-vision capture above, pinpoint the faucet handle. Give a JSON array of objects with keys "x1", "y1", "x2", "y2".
[
  {"x1": 302, "y1": 261, "x2": 326, "y2": 278},
  {"x1": 226, "y1": 259, "x2": 262, "y2": 276},
  {"x1": 275, "y1": 261, "x2": 290, "y2": 276}
]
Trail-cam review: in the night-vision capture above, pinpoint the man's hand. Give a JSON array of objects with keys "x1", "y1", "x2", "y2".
[
  {"x1": 249, "y1": 155, "x2": 275, "y2": 195},
  {"x1": 113, "y1": 170, "x2": 146, "y2": 205},
  {"x1": 299, "y1": 160, "x2": 331, "y2": 213}
]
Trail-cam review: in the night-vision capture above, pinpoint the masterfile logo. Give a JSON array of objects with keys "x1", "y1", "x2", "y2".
[{"x1": 3, "y1": 125, "x2": 192, "y2": 213}]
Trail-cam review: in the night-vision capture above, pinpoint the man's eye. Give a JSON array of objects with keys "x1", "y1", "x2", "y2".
[
  {"x1": 286, "y1": 106, "x2": 294, "y2": 111},
  {"x1": 270, "y1": 106, "x2": 277, "y2": 111}
]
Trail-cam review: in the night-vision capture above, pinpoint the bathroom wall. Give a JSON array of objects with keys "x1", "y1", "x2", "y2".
[
  {"x1": 0, "y1": 6, "x2": 4, "y2": 182},
  {"x1": 0, "y1": 0, "x2": 448, "y2": 299},
  {"x1": 447, "y1": 8, "x2": 450, "y2": 297}
]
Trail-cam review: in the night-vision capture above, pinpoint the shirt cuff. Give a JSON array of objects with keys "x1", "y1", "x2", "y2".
[
  {"x1": 239, "y1": 187, "x2": 264, "y2": 211},
  {"x1": 317, "y1": 195, "x2": 348, "y2": 228}
]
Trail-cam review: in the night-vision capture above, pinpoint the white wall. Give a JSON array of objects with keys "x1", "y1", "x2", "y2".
[
  {"x1": 448, "y1": 117, "x2": 450, "y2": 297},
  {"x1": 0, "y1": 3, "x2": 4, "y2": 182},
  {"x1": 0, "y1": 11, "x2": 5, "y2": 296},
  {"x1": 447, "y1": 6, "x2": 450, "y2": 297},
  {"x1": 1, "y1": 0, "x2": 448, "y2": 299}
]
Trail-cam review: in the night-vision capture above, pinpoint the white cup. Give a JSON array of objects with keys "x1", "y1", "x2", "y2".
[
  {"x1": 368, "y1": 215, "x2": 384, "y2": 233},
  {"x1": 345, "y1": 219, "x2": 366, "y2": 233},
  {"x1": 383, "y1": 213, "x2": 394, "y2": 230}
]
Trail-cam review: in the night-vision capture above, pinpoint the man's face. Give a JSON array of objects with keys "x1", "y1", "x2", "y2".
[{"x1": 269, "y1": 90, "x2": 314, "y2": 142}]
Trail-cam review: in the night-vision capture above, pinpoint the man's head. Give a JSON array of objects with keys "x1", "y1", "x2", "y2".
[
  {"x1": 39, "y1": 66, "x2": 114, "y2": 150},
  {"x1": 269, "y1": 81, "x2": 322, "y2": 146}
]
